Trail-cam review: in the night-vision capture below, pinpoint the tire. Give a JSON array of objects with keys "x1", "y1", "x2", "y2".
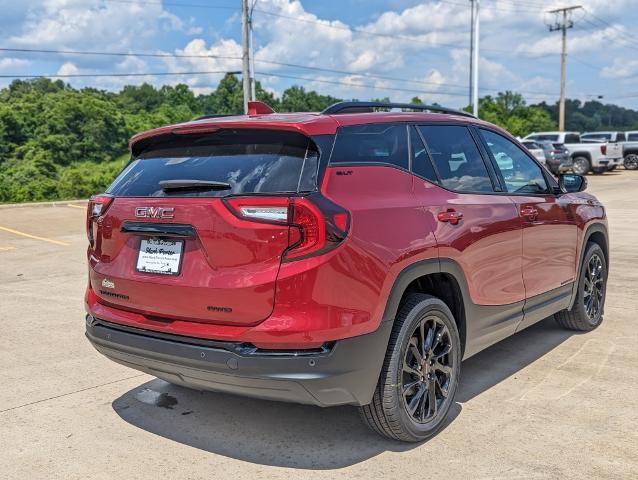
[
  {"x1": 359, "y1": 294, "x2": 461, "y2": 442},
  {"x1": 555, "y1": 242, "x2": 607, "y2": 331},
  {"x1": 624, "y1": 154, "x2": 638, "y2": 170},
  {"x1": 572, "y1": 156, "x2": 591, "y2": 175}
]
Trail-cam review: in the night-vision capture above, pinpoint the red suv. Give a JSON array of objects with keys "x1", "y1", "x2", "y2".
[{"x1": 85, "y1": 101, "x2": 608, "y2": 442}]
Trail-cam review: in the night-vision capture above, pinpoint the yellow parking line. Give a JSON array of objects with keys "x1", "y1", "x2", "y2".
[
  {"x1": 0, "y1": 226, "x2": 69, "y2": 246},
  {"x1": 67, "y1": 204, "x2": 86, "y2": 209},
  {"x1": 0, "y1": 246, "x2": 16, "y2": 251}
]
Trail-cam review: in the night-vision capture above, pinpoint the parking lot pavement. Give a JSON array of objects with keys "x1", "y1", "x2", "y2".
[{"x1": 1, "y1": 174, "x2": 637, "y2": 480}]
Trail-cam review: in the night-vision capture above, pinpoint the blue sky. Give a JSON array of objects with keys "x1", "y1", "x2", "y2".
[{"x1": 1, "y1": 0, "x2": 637, "y2": 109}]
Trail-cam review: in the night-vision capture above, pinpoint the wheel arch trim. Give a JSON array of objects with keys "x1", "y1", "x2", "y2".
[{"x1": 569, "y1": 222, "x2": 609, "y2": 309}]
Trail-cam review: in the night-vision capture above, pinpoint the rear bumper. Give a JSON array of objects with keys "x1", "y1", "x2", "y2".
[{"x1": 85, "y1": 315, "x2": 392, "y2": 407}]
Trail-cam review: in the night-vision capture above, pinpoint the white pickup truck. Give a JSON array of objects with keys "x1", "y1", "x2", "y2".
[
  {"x1": 523, "y1": 131, "x2": 623, "y2": 174},
  {"x1": 581, "y1": 131, "x2": 638, "y2": 170}
]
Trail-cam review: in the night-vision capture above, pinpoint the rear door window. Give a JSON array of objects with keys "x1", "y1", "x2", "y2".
[
  {"x1": 330, "y1": 124, "x2": 409, "y2": 170},
  {"x1": 107, "y1": 129, "x2": 318, "y2": 197},
  {"x1": 410, "y1": 126, "x2": 438, "y2": 182},
  {"x1": 417, "y1": 125, "x2": 494, "y2": 193}
]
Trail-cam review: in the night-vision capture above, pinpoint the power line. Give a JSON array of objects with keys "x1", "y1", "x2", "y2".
[
  {"x1": 0, "y1": 46, "x2": 560, "y2": 96},
  {"x1": 0, "y1": 69, "x2": 558, "y2": 100},
  {"x1": 0, "y1": 71, "x2": 231, "y2": 78},
  {"x1": 103, "y1": 0, "x2": 236, "y2": 10}
]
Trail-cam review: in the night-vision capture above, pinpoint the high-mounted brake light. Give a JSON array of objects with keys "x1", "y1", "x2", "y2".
[
  {"x1": 224, "y1": 195, "x2": 350, "y2": 261},
  {"x1": 87, "y1": 194, "x2": 114, "y2": 246},
  {"x1": 172, "y1": 126, "x2": 220, "y2": 135}
]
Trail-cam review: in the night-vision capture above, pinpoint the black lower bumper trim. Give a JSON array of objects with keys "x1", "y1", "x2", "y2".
[{"x1": 85, "y1": 316, "x2": 392, "y2": 407}]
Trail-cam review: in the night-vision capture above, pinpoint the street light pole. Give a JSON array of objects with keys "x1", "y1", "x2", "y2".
[
  {"x1": 241, "y1": 0, "x2": 251, "y2": 114},
  {"x1": 471, "y1": 0, "x2": 480, "y2": 117}
]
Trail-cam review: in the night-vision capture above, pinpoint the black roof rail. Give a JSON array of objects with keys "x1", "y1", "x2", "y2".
[
  {"x1": 192, "y1": 114, "x2": 236, "y2": 121},
  {"x1": 321, "y1": 101, "x2": 475, "y2": 118}
]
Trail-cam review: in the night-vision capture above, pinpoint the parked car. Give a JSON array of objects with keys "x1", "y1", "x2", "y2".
[
  {"x1": 524, "y1": 131, "x2": 623, "y2": 174},
  {"x1": 85, "y1": 101, "x2": 609, "y2": 442},
  {"x1": 537, "y1": 141, "x2": 573, "y2": 174},
  {"x1": 521, "y1": 140, "x2": 547, "y2": 163},
  {"x1": 622, "y1": 131, "x2": 638, "y2": 170}
]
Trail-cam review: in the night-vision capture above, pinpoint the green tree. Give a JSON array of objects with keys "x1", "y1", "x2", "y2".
[{"x1": 476, "y1": 91, "x2": 556, "y2": 136}]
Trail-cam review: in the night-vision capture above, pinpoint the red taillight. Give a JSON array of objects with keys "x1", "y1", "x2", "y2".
[
  {"x1": 87, "y1": 194, "x2": 114, "y2": 246},
  {"x1": 224, "y1": 195, "x2": 349, "y2": 261},
  {"x1": 224, "y1": 197, "x2": 291, "y2": 224},
  {"x1": 286, "y1": 198, "x2": 326, "y2": 260},
  {"x1": 600, "y1": 145, "x2": 607, "y2": 155}
]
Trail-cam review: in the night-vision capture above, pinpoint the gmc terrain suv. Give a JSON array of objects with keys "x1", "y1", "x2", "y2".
[{"x1": 86, "y1": 101, "x2": 609, "y2": 442}]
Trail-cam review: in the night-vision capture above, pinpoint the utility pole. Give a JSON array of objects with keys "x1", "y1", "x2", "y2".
[
  {"x1": 468, "y1": 0, "x2": 474, "y2": 108},
  {"x1": 248, "y1": 0, "x2": 258, "y2": 101},
  {"x1": 241, "y1": 0, "x2": 251, "y2": 113},
  {"x1": 471, "y1": 0, "x2": 480, "y2": 117},
  {"x1": 548, "y1": 5, "x2": 581, "y2": 131}
]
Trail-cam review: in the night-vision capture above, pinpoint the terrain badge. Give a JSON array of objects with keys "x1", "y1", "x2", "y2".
[{"x1": 101, "y1": 278, "x2": 115, "y2": 289}]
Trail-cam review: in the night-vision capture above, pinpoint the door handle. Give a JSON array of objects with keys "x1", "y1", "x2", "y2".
[
  {"x1": 437, "y1": 209, "x2": 463, "y2": 225},
  {"x1": 520, "y1": 206, "x2": 539, "y2": 221}
]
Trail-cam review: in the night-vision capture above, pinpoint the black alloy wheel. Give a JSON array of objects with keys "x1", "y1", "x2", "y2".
[
  {"x1": 555, "y1": 242, "x2": 607, "y2": 331},
  {"x1": 359, "y1": 294, "x2": 461, "y2": 442},
  {"x1": 402, "y1": 315, "x2": 453, "y2": 423},
  {"x1": 583, "y1": 253, "x2": 605, "y2": 321}
]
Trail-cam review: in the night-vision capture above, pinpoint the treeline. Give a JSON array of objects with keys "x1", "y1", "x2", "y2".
[
  {"x1": 0, "y1": 74, "x2": 340, "y2": 202},
  {"x1": 0, "y1": 75, "x2": 636, "y2": 203}
]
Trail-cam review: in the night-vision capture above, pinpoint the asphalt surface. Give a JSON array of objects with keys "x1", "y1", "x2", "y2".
[{"x1": 1, "y1": 173, "x2": 637, "y2": 479}]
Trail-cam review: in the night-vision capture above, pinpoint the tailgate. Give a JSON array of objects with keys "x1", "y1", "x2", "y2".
[
  {"x1": 88, "y1": 128, "x2": 319, "y2": 326},
  {"x1": 605, "y1": 142, "x2": 623, "y2": 158}
]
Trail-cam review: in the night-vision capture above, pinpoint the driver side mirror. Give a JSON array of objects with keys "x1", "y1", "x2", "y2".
[{"x1": 559, "y1": 174, "x2": 587, "y2": 193}]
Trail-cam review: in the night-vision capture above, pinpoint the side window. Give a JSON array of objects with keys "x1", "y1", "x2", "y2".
[
  {"x1": 417, "y1": 125, "x2": 494, "y2": 192},
  {"x1": 618, "y1": 133, "x2": 626, "y2": 142},
  {"x1": 564, "y1": 133, "x2": 580, "y2": 143},
  {"x1": 480, "y1": 129, "x2": 549, "y2": 195},
  {"x1": 410, "y1": 126, "x2": 438, "y2": 183},
  {"x1": 330, "y1": 124, "x2": 408, "y2": 170}
]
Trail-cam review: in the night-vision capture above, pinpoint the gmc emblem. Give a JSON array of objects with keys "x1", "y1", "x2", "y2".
[{"x1": 135, "y1": 206, "x2": 175, "y2": 219}]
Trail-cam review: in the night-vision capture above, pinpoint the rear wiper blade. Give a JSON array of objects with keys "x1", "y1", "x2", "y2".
[{"x1": 159, "y1": 179, "x2": 232, "y2": 191}]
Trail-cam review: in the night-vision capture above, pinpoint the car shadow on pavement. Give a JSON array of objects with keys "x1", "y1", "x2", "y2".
[{"x1": 112, "y1": 316, "x2": 573, "y2": 469}]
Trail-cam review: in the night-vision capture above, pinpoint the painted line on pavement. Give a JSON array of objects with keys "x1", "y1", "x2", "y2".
[{"x1": 0, "y1": 226, "x2": 70, "y2": 246}]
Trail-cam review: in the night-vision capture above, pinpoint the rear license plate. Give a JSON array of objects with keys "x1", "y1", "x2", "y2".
[{"x1": 136, "y1": 238, "x2": 184, "y2": 276}]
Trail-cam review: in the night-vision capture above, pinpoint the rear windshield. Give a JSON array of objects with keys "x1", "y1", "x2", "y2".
[
  {"x1": 529, "y1": 134, "x2": 559, "y2": 142},
  {"x1": 107, "y1": 129, "x2": 319, "y2": 197},
  {"x1": 582, "y1": 133, "x2": 611, "y2": 141}
]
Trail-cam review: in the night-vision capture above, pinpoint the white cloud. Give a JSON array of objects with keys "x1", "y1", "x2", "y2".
[
  {"x1": 0, "y1": 58, "x2": 31, "y2": 71},
  {"x1": 3, "y1": 0, "x2": 638, "y2": 107},
  {"x1": 56, "y1": 61, "x2": 78, "y2": 76},
  {"x1": 601, "y1": 58, "x2": 638, "y2": 80},
  {"x1": 9, "y1": 0, "x2": 184, "y2": 49}
]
